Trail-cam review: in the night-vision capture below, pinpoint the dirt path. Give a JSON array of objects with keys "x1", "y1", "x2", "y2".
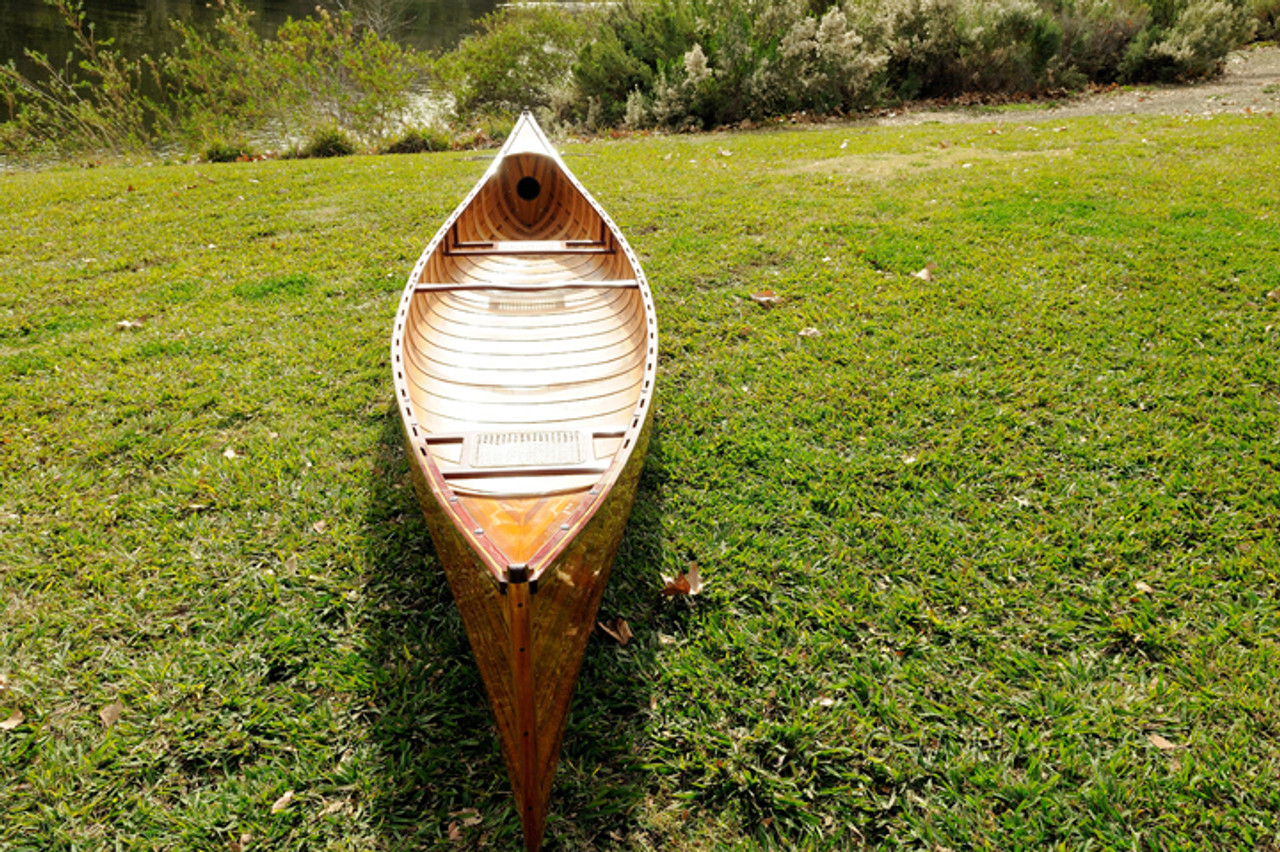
[{"x1": 873, "y1": 44, "x2": 1280, "y2": 126}]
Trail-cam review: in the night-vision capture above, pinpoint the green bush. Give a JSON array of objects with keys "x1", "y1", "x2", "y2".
[
  {"x1": 380, "y1": 126, "x2": 451, "y2": 154},
  {"x1": 1252, "y1": 0, "x2": 1280, "y2": 38},
  {"x1": 1119, "y1": 0, "x2": 1256, "y2": 80},
  {"x1": 291, "y1": 124, "x2": 358, "y2": 158},
  {"x1": 167, "y1": 2, "x2": 425, "y2": 147},
  {"x1": 203, "y1": 139, "x2": 254, "y2": 162},
  {"x1": 433, "y1": 6, "x2": 591, "y2": 125},
  {"x1": 1051, "y1": 0, "x2": 1150, "y2": 84},
  {"x1": 0, "y1": 0, "x2": 169, "y2": 157}
]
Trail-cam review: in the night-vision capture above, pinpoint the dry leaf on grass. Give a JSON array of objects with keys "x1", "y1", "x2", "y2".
[
  {"x1": 322, "y1": 800, "x2": 345, "y2": 815},
  {"x1": 283, "y1": 554, "x2": 298, "y2": 572},
  {"x1": 271, "y1": 790, "x2": 294, "y2": 813},
  {"x1": 449, "y1": 808, "x2": 482, "y2": 827},
  {"x1": 749, "y1": 289, "x2": 780, "y2": 306},
  {"x1": 913, "y1": 262, "x2": 938, "y2": 281},
  {"x1": 1148, "y1": 733, "x2": 1182, "y2": 750},
  {"x1": 0, "y1": 709, "x2": 24, "y2": 730},
  {"x1": 598, "y1": 617, "x2": 633, "y2": 646},
  {"x1": 230, "y1": 832, "x2": 252, "y2": 852},
  {"x1": 662, "y1": 563, "x2": 704, "y2": 596},
  {"x1": 799, "y1": 327, "x2": 821, "y2": 338},
  {"x1": 1134, "y1": 580, "x2": 1155, "y2": 594},
  {"x1": 312, "y1": 520, "x2": 328, "y2": 534},
  {"x1": 223, "y1": 446, "x2": 239, "y2": 459},
  {"x1": 116, "y1": 319, "x2": 145, "y2": 330},
  {"x1": 447, "y1": 821, "x2": 462, "y2": 842},
  {"x1": 99, "y1": 700, "x2": 123, "y2": 728}
]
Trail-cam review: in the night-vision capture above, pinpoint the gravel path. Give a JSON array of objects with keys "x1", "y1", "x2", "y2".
[{"x1": 872, "y1": 44, "x2": 1280, "y2": 125}]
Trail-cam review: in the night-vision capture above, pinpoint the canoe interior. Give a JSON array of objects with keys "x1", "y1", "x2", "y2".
[{"x1": 397, "y1": 121, "x2": 655, "y2": 582}]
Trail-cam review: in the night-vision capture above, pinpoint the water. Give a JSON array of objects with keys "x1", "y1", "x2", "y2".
[{"x1": 0, "y1": 0, "x2": 504, "y2": 81}]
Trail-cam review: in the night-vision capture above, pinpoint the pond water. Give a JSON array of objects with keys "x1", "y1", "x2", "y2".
[{"x1": 0, "y1": 0, "x2": 504, "y2": 80}]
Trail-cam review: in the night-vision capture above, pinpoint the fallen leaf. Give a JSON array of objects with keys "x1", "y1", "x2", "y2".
[
  {"x1": 1134, "y1": 580, "x2": 1155, "y2": 594},
  {"x1": 686, "y1": 563, "x2": 704, "y2": 595},
  {"x1": 799, "y1": 327, "x2": 821, "y2": 338},
  {"x1": 283, "y1": 554, "x2": 298, "y2": 573},
  {"x1": 987, "y1": 127, "x2": 1002, "y2": 135},
  {"x1": 230, "y1": 832, "x2": 252, "y2": 852},
  {"x1": 662, "y1": 564, "x2": 704, "y2": 596},
  {"x1": 658, "y1": 633, "x2": 677, "y2": 645},
  {"x1": 661, "y1": 572, "x2": 691, "y2": 596},
  {"x1": 749, "y1": 289, "x2": 780, "y2": 306},
  {"x1": 0, "y1": 709, "x2": 24, "y2": 730},
  {"x1": 449, "y1": 807, "x2": 482, "y2": 827},
  {"x1": 598, "y1": 617, "x2": 632, "y2": 646},
  {"x1": 99, "y1": 700, "x2": 123, "y2": 728},
  {"x1": 913, "y1": 262, "x2": 938, "y2": 281},
  {"x1": 649, "y1": 694, "x2": 658, "y2": 710},
  {"x1": 312, "y1": 520, "x2": 327, "y2": 534},
  {"x1": 116, "y1": 319, "x2": 144, "y2": 330},
  {"x1": 817, "y1": 696, "x2": 835, "y2": 708},
  {"x1": 718, "y1": 148, "x2": 733, "y2": 157},
  {"x1": 1267, "y1": 288, "x2": 1280, "y2": 300},
  {"x1": 1148, "y1": 733, "x2": 1182, "y2": 750},
  {"x1": 223, "y1": 446, "x2": 239, "y2": 459},
  {"x1": 271, "y1": 790, "x2": 294, "y2": 812},
  {"x1": 447, "y1": 820, "x2": 462, "y2": 842},
  {"x1": 322, "y1": 800, "x2": 345, "y2": 815}
]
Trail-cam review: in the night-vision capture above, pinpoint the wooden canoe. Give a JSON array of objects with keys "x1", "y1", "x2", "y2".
[{"x1": 390, "y1": 112, "x2": 657, "y2": 850}]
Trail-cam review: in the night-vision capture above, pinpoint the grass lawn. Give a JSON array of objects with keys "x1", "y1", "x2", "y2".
[{"x1": 2, "y1": 110, "x2": 1279, "y2": 850}]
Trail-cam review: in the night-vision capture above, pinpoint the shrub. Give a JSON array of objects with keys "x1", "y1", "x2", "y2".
[
  {"x1": 1252, "y1": 0, "x2": 1280, "y2": 38},
  {"x1": 380, "y1": 126, "x2": 451, "y2": 154},
  {"x1": 1051, "y1": 0, "x2": 1150, "y2": 84},
  {"x1": 204, "y1": 139, "x2": 255, "y2": 162},
  {"x1": 573, "y1": 0, "x2": 698, "y2": 127},
  {"x1": 434, "y1": 6, "x2": 591, "y2": 125},
  {"x1": 292, "y1": 124, "x2": 358, "y2": 158},
  {"x1": 167, "y1": 2, "x2": 425, "y2": 147},
  {"x1": 1119, "y1": 0, "x2": 1256, "y2": 80},
  {"x1": 0, "y1": 0, "x2": 169, "y2": 157}
]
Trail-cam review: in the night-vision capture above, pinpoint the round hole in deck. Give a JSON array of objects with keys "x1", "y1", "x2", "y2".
[{"x1": 516, "y1": 176, "x2": 541, "y2": 201}]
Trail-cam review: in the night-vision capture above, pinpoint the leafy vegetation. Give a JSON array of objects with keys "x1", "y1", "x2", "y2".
[
  {"x1": 1, "y1": 0, "x2": 426, "y2": 160},
  {"x1": 2, "y1": 109, "x2": 1278, "y2": 849},
  {"x1": 0, "y1": 0, "x2": 1266, "y2": 160}
]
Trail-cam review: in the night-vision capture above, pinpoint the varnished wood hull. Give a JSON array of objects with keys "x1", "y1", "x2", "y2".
[{"x1": 390, "y1": 113, "x2": 657, "y2": 850}]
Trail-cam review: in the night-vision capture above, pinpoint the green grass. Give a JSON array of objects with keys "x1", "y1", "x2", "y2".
[{"x1": 2, "y1": 111, "x2": 1279, "y2": 850}]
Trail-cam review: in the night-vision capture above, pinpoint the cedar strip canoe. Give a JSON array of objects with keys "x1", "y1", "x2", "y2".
[{"x1": 390, "y1": 112, "x2": 657, "y2": 851}]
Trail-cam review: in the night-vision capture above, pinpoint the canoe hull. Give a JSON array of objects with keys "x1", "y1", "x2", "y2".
[
  {"x1": 391, "y1": 112, "x2": 657, "y2": 850},
  {"x1": 404, "y1": 409, "x2": 651, "y2": 844}
]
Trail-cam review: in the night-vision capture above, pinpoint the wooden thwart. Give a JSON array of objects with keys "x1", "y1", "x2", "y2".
[
  {"x1": 444, "y1": 239, "x2": 615, "y2": 256},
  {"x1": 415, "y1": 279, "x2": 639, "y2": 293}
]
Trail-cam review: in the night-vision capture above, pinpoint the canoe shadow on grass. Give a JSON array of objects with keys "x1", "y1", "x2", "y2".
[{"x1": 363, "y1": 404, "x2": 669, "y2": 849}]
